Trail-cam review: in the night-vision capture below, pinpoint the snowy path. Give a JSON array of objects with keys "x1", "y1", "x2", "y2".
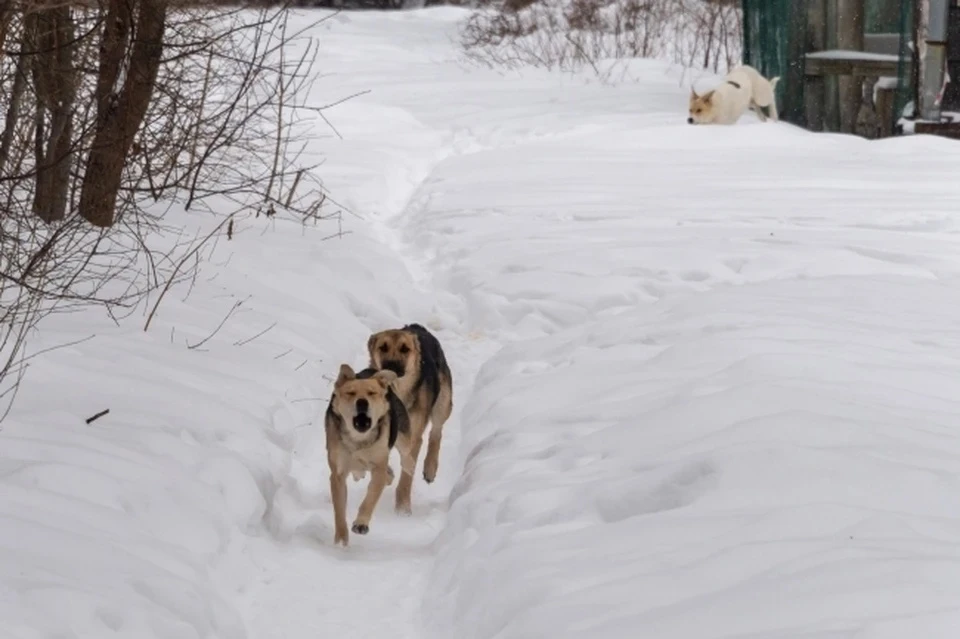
[
  {"x1": 237, "y1": 12, "x2": 502, "y2": 637},
  {"x1": 230, "y1": 10, "x2": 691, "y2": 634}
]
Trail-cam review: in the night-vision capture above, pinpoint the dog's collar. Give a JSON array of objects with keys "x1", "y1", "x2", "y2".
[{"x1": 726, "y1": 80, "x2": 742, "y2": 89}]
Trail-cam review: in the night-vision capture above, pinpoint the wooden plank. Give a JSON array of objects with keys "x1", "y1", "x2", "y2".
[
  {"x1": 784, "y1": 0, "x2": 809, "y2": 123},
  {"x1": 805, "y1": 75, "x2": 827, "y2": 131},
  {"x1": 874, "y1": 86, "x2": 896, "y2": 137},
  {"x1": 913, "y1": 120, "x2": 960, "y2": 138},
  {"x1": 805, "y1": 53, "x2": 905, "y2": 77},
  {"x1": 836, "y1": 0, "x2": 865, "y2": 133},
  {"x1": 869, "y1": 0, "x2": 902, "y2": 32},
  {"x1": 863, "y1": 33, "x2": 902, "y2": 55},
  {"x1": 805, "y1": 0, "x2": 829, "y2": 131},
  {"x1": 944, "y1": 6, "x2": 960, "y2": 110},
  {"x1": 807, "y1": 0, "x2": 828, "y2": 52}
]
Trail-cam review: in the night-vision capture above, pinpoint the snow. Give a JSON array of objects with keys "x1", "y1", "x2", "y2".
[
  {"x1": 429, "y1": 276, "x2": 960, "y2": 638},
  {"x1": 806, "y1": 49, "x2": 902, "y2": 63},
  {"x1": 875, "y1": 76, "x2": 900, "y2": 90},
  {"x1": 4, "y1": 6, "x2": 960, "y2": 639}
]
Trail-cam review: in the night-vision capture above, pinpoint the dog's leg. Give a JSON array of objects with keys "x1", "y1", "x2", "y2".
[
  {"x1": 395, "y1": 435, "x2": 416, "y2": 485},
  {"x1": 767, "y1": 99, "x2": 779, "y2": 122},
  {"x1": 767, "y1": 77, "x2": 781, "y2": 122},
  {"x1": 395, "y1": 435, "x2": 423, "y2": 515},
  {"x1": 330, "y1": 470, "x2": 349, "y2": 546},
  {"x1": 352, "y1": 465, "x2": 390, "y2": 535},
  {"x1": 423, "y1": 384, "x2": 453, "y2": 484},
  {"x1": 395, "y1": 416, "x2": 426, "y2": 515},
  {"x1": 749, "y1": 101, "x2": 768, "y2": 121}
]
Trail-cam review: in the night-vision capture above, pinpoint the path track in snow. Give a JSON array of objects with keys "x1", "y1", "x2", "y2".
[
  {"x1": 240, "y1": 197, "x2": 495, "y2": 639},
  {"x1": 239, "y1": 11, "x2": 503, "y2": 638}
]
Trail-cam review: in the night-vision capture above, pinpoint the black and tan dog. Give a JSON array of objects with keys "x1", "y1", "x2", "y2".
[
  {"x1": 325, "y1": 364, "x2": 410, "y2": 546},
  {"x1": 367, "y1": 323, "x2": 452, "y2": 514}
]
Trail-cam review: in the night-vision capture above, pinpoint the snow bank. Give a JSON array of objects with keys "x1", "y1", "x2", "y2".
[
  {"x1": 429, "y1": 276, "x2": 960, "y2": 638},
  {"x1": 407, "y1": 52, "x2": 960, "y2": 637},
  {"x1": 0, "y1": 202, "x2": 427, "y2": 637}
]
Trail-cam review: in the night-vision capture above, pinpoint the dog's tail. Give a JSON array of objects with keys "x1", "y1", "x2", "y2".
[{"x1": 770, "y1": 76, "x2": 781, "y2": 91}]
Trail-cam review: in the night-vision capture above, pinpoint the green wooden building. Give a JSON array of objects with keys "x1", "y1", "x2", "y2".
[{"x1": 742, "y1": 0, "x2": 960, "y2": 138}]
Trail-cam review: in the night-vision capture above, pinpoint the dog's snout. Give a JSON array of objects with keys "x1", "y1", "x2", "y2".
[
  {"x1": 355, "y1": 398, "x2": 369, "y2": 414},
  {"x1": 687, "y1": 117, "x2": 694, "y2": 124}
]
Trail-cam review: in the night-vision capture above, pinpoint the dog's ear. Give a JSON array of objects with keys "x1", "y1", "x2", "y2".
[
  {"x1": 702, "y1": 90, "x2": 715, "y2": 103},
  {"x1": 367, "y1": 334, "x2": 378, "y2": 360},
  {"x1": 373, "y1": 369, "x2": 398, "y2": 389},
  {"x1": 690, "y1": 87, "x2": 699, "y2": 99},
  {"x1": 335, "y1": 364, "x2": 355, "y2": 387}
]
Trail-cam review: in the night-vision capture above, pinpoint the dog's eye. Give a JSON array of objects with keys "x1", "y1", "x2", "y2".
[
  {"x1": 399, "y1": 344, "x2": 410, "y2": 354},
  {"x1": 378, "y1": 344, "x2": 389, "y2": 353},
  {"x1": 345, "y1": 391, "x2": 356, "y2": 398}
]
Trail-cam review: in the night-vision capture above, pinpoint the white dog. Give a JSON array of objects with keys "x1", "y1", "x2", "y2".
[{"x1": 688, "y1": 65, "x2": 780, "y2": 125}]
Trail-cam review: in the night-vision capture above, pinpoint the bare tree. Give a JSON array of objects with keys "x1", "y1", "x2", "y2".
[
  {"x1": 79, "y1": 0, "x2": 167, "y2": 228},
  {"x1": 0, "y1": 1, "x2": 338, "y2": 419}
]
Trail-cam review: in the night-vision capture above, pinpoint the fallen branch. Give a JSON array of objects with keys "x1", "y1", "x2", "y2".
[{"x1": 85, "y1": 408, "x2": 110, "y2": 425}]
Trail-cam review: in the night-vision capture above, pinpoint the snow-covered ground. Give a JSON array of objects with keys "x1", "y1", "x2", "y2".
[{"x1": 4, "y1": 7, "x2": 960, "y2": 639}]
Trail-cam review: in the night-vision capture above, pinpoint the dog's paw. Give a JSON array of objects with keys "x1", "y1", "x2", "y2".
[
  {"x1": 334, "y1": 530, "x2": 349, "y2": 546},
  {"x1": 422, "y1": 451, "x2": 438, "y2": 483},
  {"x1": 395, "y1": 503, "x2": 412, "y2": 517},
  {"x1": 351, "y1": 522, "x2": 369, "y2": 535}
]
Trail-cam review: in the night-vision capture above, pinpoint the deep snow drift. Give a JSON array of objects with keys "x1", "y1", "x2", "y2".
[{"x1": 3, "y1": 6, "x2": 960, "y2": 639}]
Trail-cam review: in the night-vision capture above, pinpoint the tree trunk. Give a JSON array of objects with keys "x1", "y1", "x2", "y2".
[
  {"x1": 0, "y1": 40, "x2": 28, "y2": 175},
  {"x1": 78, "y1": 0, "x2": 167, "y2": 228},
  {"x1": 0, "y1": 5, "x2": 11, "y2": 61},
  {"x1": 836, "y1": 0, "x2": 865, "y2": 133},
  {"x1": 29, "y1": 7, "x2": 78, "y2": 224}
]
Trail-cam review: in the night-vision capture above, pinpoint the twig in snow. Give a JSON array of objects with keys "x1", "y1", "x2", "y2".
[
  {"x1": 18, "y1": 334, "x2": 96, "y2": 365},
  {"x1": 143, "y1": 213, "x2": 236, "y2": 333},
  {"x1": 85, "y1": 409, "x2": 110, "y2": 425},
  {"x1": 187, "y1": 296, "x2": 249, "y2": 350},
  {"x1": 233, "y1": 322, "x2": 277, "y2": 347}
]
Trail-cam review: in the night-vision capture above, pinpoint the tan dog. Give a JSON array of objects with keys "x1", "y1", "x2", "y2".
[
  {"x1": 367, "y1": 323, "x2": 453, "y2": 515},
  {"x1": 688, "y1": 65, "x2": 780, "y2": 125},
  {"x1": 325, "y1": 364, "x2": 410, "y2": 546}
]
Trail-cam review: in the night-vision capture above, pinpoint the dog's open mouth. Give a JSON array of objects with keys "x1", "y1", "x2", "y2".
[
  {"x1": 353, "y1": 414, "x2": 372, "y2": 432},
  {"x1": 381, "y1": 361, "x2": 405, "y2": 377}
]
